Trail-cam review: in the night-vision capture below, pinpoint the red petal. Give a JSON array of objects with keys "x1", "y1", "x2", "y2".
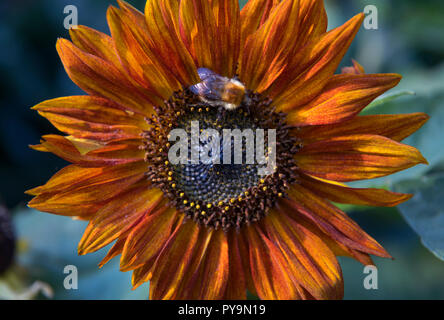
[
  {"x1": 179, "y1": 0, "x2": 240, "y2": 77},
  {"x1": 56, "y1": 38, "x2": 155, "y2": 116},
  {"x1": 240, "y1": 0, "x2": 300, "y2": 91},
  {"x1": 120, "y1": 207, "x2": 178, "y2": 272},
  {"x1": 33, "y1": 96, "x2": 146, "y2": 142},
  {"x1": 296, "y1": 134, "x2": 427, "y2": 182},
  {"x1": 299, "y1": 173, "x2": 413, "y2": 207},
  {"x1": 245, "y1": 225, "x2": 301, "y2": 300},
  {"x1": 286, "y1": 73, "x2": 401, "y2": 126},
  {"x1": 299, "y1": 113, "x2": 430, "y2": 143},
  {"x1": 78, "y1": 186, "x2": 163, "y2": 254},
  {"x1": 269, "y1": 14, "x2": 364, "y2": 110},
  {"x1": 177, "y1": 229, "x2": 229, "y2": 300},
  {"x1": 32, "y1": 135, "x2": 145, "y2": 167},
  {"x1": 144, "y1": 0, "x2": 198, "y2": 85},
  {"x1": 265, "y1": 212, "x2": 344, "y2": 299},
  {"x1": 285, "y1": 186, "x2": 391, "y2": 258},
  {"x1": 149, "y1": 220, "x2": 203, "y2": 300},
  {"x1": 223, "y1": 230, "x2": 247, "y2": 299},
  {"x1": 107, "y1": 4, "x2": 180, "y2": 100}
]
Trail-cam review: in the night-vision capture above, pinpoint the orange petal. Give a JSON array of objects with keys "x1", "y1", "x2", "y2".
[
  {"x1": 131, "y1": 216, "x2": 186, "y2": 290},
  {"x1": 240, "y1": 0, "x2": 326, "y2": 52},
  {"x1": 29, "y1": 199, "x2": 103, "y2": 218},
  {"x1": 224, "y1": 230, "x2": 247, "y2": 299},
  {"x1": 56, "y1": 38, "x2": 155, "y2": 116},
  {"x1": 98, "y1": 237, "x2": 127, "y2": 268},
  {"x1": 171, "y1": 227, "x2": 214, "y2": 299},
  {"x1": 298, "y1": 113, "x2": 430, "y2": 143},
  {"x1": 179, "y1": 0, "x2": 240, "y2": 77},
  {"x1": 341, "y1": 59, "x2": 365, "y2": 74},
  {"x1": 78, "y1": 186, "x2": 163, "y2": 254},
  {"x1": 33, "y1": 96, "x2": 146, "y2": 142},
  {"x1": 107, "y1": 4, "x2": 180, "y2": 100},
  {"x1": 285, "y1": 185, "x2": 391, "y2": 258},
  {"x1": 69, "y1": 25, "x2": 122, "y2": 69},
  {"x1": 26, "y1": 161, "x2": 147, "y2": 196},
  {"x1": 28, "y1": 168, "x2": 146, "y2": 216},
  {"x1": 245, "y1": 225, "x2": 301, "y2": 300},
  {"x1": 299, "y1": 173, "x2": 412, "y2": 207},
  {"x1": 148, "y1": 220, "x2": 203, "y2": 300},
  {"x1": 240, "y1": 0, "x2": 280, "y2": 46},
  {"x1": 100, "y1": 209, "x2": 161, "y2": 269},
  {"x1": 286, "y1": 73, "x2": 401, "y2": 126},
  {"x1": 235, "y1": 230, "x2": 258, "y2": 297},
  {"x1": 33, "y1": 135, "x2": 145, "y2": 167},
  {"x1": 296, "y1": 134, "x2": 427, "y2": 182},
  {"x1": 269, "y1": 13, "x2": 364, "y2": 110},
  {"x1": 324, "y1": 239, "x2": 374, "y2": 266},
  {"x1": 283, "y1": 210, "x2": 375, "y2": 266},
  {"x1": 265, "y1": 212, "x2": 344, "y2": 299},
  {"x1": 296, "y1": 0, "x2": 328, "y2": 49},
  {"x1": 131, "y1": 257, "x2": 158, "y2": 290},
  {"x1": 240, "y1": 0, "x2": 300, "y2": 91},
  {"x1": 177, "y1": 229, "x2": 229, "y2": 300},
  {"x1": 144, "y1": 0, "x2": 198, "y2": 85},
  {"x1": 69, "y1": 23, "x2": 160, "y2": 96},
  {"x1": 120, "y1": 207, "x2": 178, "y2": 272}
]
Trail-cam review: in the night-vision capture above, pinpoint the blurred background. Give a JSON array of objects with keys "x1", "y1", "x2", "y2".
[{"x1": 0, "y1": 0, "x2": 443, "y2": 299}]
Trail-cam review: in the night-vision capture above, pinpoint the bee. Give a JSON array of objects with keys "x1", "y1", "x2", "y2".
[{"x1": 190, "y1": 68, "x2": 247, "y2": 111}]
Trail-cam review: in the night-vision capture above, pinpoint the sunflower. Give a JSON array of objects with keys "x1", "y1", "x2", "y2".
[{"x1": 27, "y1": 0, "x2": 428, "y2": 300}]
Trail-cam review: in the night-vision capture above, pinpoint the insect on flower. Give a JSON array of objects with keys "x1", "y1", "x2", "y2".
[{"x1": 190, "y1": 68, "x2": 247, "y2": 113}]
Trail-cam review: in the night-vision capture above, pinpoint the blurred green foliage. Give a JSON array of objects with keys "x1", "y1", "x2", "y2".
[
  {"x1": 11, "y1": 209, "x2": 149, "y2": 299},
  {"x1": 0, "y1": 0, "x2": 443, "y2": 299}
]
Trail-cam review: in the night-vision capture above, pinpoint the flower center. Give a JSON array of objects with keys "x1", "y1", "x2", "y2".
[{"x1": 142, "y1": 89, "x2": 301, "y2": 231}]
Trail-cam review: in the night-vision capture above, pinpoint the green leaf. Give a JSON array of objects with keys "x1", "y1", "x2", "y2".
[
  {"x1": 364, "y1": 90, "x2": 416, "y2": 112},
  {"x1": 394, "y1": 171, "x2": 444, "y2": 261}
]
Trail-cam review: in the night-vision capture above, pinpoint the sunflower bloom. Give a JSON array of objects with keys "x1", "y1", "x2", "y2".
[{"x1": 28, "y1": 0, "x2": 428, "y2": 300}]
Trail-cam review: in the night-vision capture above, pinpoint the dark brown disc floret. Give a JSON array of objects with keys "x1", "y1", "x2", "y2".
[{"x1": 142, "y1": 89, "x2": 301, "y2": 231}]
